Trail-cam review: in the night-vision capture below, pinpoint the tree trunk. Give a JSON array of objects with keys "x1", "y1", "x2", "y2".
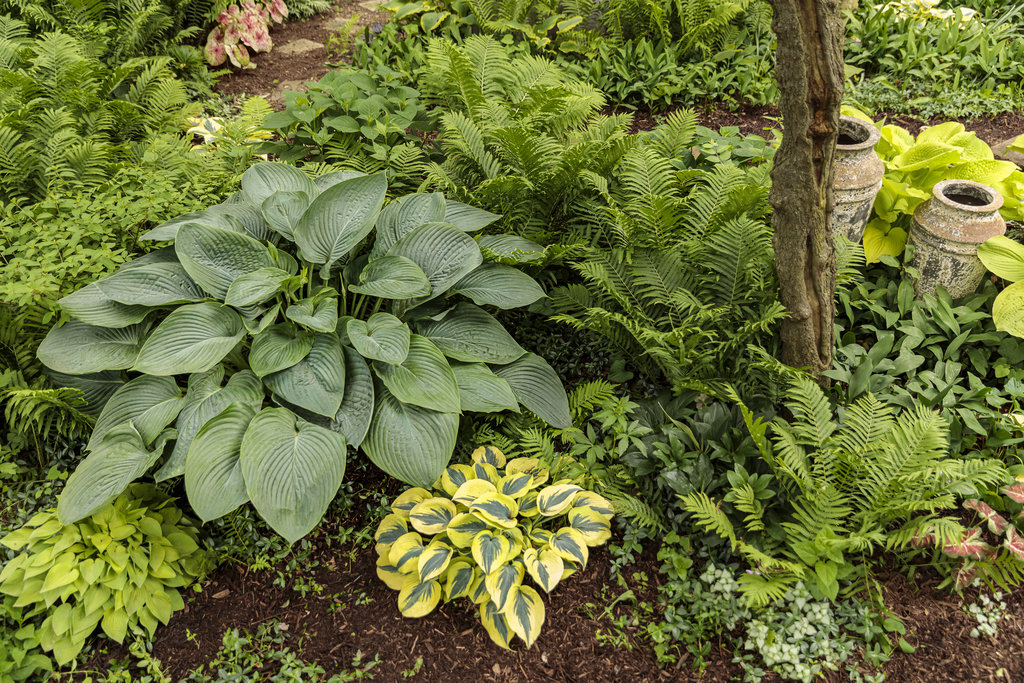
[{"x1": 767, "y1": 0, "x2": 845, "y2": 377}]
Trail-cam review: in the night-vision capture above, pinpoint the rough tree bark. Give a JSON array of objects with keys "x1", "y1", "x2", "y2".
[{"x1": 766, "y1": 0, "x2": 846, "y2": 377}]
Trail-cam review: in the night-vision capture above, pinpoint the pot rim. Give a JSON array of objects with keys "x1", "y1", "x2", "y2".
[
  {"x1": 932, "y1": 179, "x2": 1004, "y2": 214},
  {"x1": 837, "y1": 115, "x2": 881, "y2": 152}
]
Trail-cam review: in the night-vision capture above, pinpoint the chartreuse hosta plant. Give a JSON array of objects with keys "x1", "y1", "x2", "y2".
[
  {"x1": 36, "y1": 162, "x2": 570, "y2": 544},
  {"x1": 374, "y1": 446, "x2": 613, "y2": 649},
  {"x1": 978, "y1": 235, "x2": 1024, "y2": 337},
  {"x1": 0, "y1": 485, "x2": 209, "y2": 666}
]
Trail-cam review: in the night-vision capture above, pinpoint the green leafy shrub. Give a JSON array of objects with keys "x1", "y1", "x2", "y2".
[
  {"x1": 36, "y1": 162, "x2": 570, "y2": 543},
  {"x1": 374, "y1": 445, "x2": 613, "y2": 648},
  {"x1": 0, "y1": 484, "x2": 210, "y2": 666}
]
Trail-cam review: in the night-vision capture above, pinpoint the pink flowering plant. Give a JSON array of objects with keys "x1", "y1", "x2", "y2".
[{"x1": 205, "y1": 0, "x2": 288, "y2": 68}]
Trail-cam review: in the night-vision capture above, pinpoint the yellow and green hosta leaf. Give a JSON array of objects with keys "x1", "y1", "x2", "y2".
[
  {"x1": 472, "y1": 462, "x2": 500, "y2": 485},
  {"x1": 561, "y1": 559, "x2": 578, "y2": 580},
  {"x1": 391, "y1": 487, "x2": 432, "y2": 519},
  {"x1": 471, "y1": 445, "x2": 506, "y2": 468},
  {"x1": 447, "y1": 512, "x2": 489, "y2": 548},
  {"x1": 528, "y1": 527, "x2": 553, "y2": 546},
  {"x1": 444, "y1": 560, "x2": 476, "y2": 600},
  {"x1": 568, "y1": 507, "x2": 612, "y2": 546},
  {"x1": 537, "y1": 483, "x2": 583, "y2": 517},
  {"x1": 376, "y1": 555, "x2": 408, "y2": 590},
  {"x1": 863, "y1": 220, "x2": 907, "y2": 263},
  {"x1": 389, "y1": 532, "x2": 425, "y2": 573},
  {"x1": 479, "y1": 600, "x2": 515, "y2": 650},
  {"x1": 417, "y1": 538, "x2": 454, "y2": 582},
  {"x1": 523, "y1": 547, "x2": 563, "y2": 593},
  {"x1": 374, "y1": 513, "x2": 408, "y2": 557},
  {"x1": 409, "y1": 497, "x2": 457, "y2": 536},
  {"x1": 452, "y1": 479, "x2": 497, "y2": 507},
  {"x1": 397, "y1": 575, "x2": 442, "y2": 618},
  {"x1": 469, "y1": 572, "x2": 489, "y2": 604},
  {"x1": 485, "y1": 561, "x2": 524, "y2": 612},
  {"x1": 469, "y1": 493, "x2": 519, "y2": 529},
  {"x1": 573, "y1": 492, "x2": 614, "y2": 520},
  {"x1": 549, "y1": 528, "x2": 588, "y2": 568},
  {"x1": 471, "y1": 530, "x2": 514, "y2": 574},
  {"x1": 506, "y1": 456, "x2": 543, "y2": 478},
  {"x1": 498, "y1": 472, "x2": 534, "y2": 499},
  {"x1": 518, "y1": 490, "x2": 540, "y2": 517},
  {"x1": 501, "y1": 585, "x2": 545, "y2": 648},
  {"x1": 438, "y1": 464, "x2": 475, "y2": 497}
]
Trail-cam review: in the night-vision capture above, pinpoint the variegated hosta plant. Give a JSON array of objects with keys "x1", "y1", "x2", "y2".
[
  {"x1": 374, "y1": 446, "x2": 614, "y2": 649},
  {"x1": 37, "y1": 162, "x2": 570, "y2": 544}
]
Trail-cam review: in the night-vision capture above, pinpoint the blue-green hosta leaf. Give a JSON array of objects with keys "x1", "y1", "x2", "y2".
[
  {"x1": 568, "y1": 507, "x2": 612, "y2": 546},
  {"x1": 502, "y1": 585, "x2": 545, "y2": 648},
  {"x1": 240, "y1": 407, "x2": 347, "y2": 544},
  {"x1": 47, "y1": 370, "x2": 123, "y2": 416},
  {"x1": 241, "y1": 161, "x2": 318, "y2": 207},
  {"x1": 207, "y1": 203, "x2": 275, "y2": 242},
  {"x1": 446, "y1": 512, "x2": 489, "y2": 548},
  {"x1": 286, "y1": 296, "x2": 338, "y2": 333},
  {"x1": 396, "y1": 575, "x2": 442, "y2": 618},
  {"x1": 374, "y1": 513, "x2": 408, "y2": 557},
  {"x1": 373, "y1": 335, "x2": 460, "y2": 414},
  {"x1": 452, "y1": 479, "x2": 496, "y2": 507},
  {"x1": 979, "y1": 235, "x2": 1024, "y2": 282},
  {"x1": 249, "y1": 323, "x2": 314, "y2": 377},
  {"x1": 347, "y1": 256, "x2": 432, "y2": 299},
  {"x1": 38, "y1": 320, "x2": 147, "y2": 374},
  {"x1": 453, "y1": 264, "x2": 545, "y2": 309},
  {"x1": 409, "y1": 497, "x2": 457, "y2": 536},
  {"x1": 95, "y1": 262, "x2": 206, "y2": 307},
  {"x1": 479, "y1": 600, "x2": 514, "y2": 650},
  {"x1": 386, "y1": 222, "x2": 482, "y2": 298},
  {"x1": 415, "y1": 303, "x2": 525, "y2": 364},
  {"x1": 364, "y1": 385, "x2": 458, "y2": 487},
  {"x1": 444, "y1": 560, "x2": 476, "y2": 600},
  {"x1": 243, "y1": 303, "x2": 281, "y2": 335},
  {"x1": 57, "y1": 424, "x2": 172, "y2": 524},
  {"x1": 471, "y1": 445, "x2": 506, "y2": 468},
  {"x1": 314, "y1": 170, "x2": 365, "y2": 191},
  {"x1": 373, "y1": 192, "x2": 447, "y2": 258},
  {"x1": 471, "y1": 530, "x2": 514, "y2": 574},
  {"x1": 390, "y1": 487, "x2": 432, "y2": 518},
  {"x1": 264, "y1": 332, "x2": 346, "y2": 418},
  {"x1": 293, "y1": 172, "x2": 387, "y2": 273},
  {"x1": 58, "y1": 283, "x2": 150, "y2": 328},
  {"x1": 493, "y1": 353, "x2": 570, "y2": 429},
  {"x1": 389, "y1": 531, "x2": 425, "y2": 573},
  {"x1": 155, "y1": 367, "x2": 264, "y2": 481},
  {"x1": 184, "y1": 402, "x2": 256, "y2": 522},
  {"x1": 444, "y1": 200, "x2": 500, "y2": 232},
  {"x1": 376, "y1": 555, "x2": 408, "y2": 590},
  {"x1": 439, "y1": 463, "x2": 475, "y2": 497},
  {"x1": 536, "y1": 483, "x2": 583, "y2": 516},
  {"x1": 549, "y1": 527, "x2": 588, "y2": 568},
  {"x1": 417, "y1": 538, "x2": 454, "y2": 582},
  {"x1": 452, "y1": 363, "x2": 519, "y2": 414},
  {"x1": 261, "y1": 190, "x2": 311, "y2": 240},
  {"x1": 523, "y1": 547, "x2": 563, "y2": 593},
  {"x1": 347, "y1": 313, "x2": 410, "y2": 364},
  {"x1": 992, "y1": 281, "x2": 1024, "y2": 337},
  {"x1": 175, "y1": 223, "x2": 276, "y2": 299},
  {"x1": 141, "y1": 212, "x2": 244, "y2": 242},
  {"x1": 87, "y1": 375, "x2": 185, "y2": 451},
  {"x1": 469, "y1": 493, "x2": 519, "y2": 529},
  {"x1": 225, "y1": 268, "x2": 295, "y2": 307},
  {"x1": 477, "y1": 234, "x2": 545, "y2": 264},
  {"x1": 327, "y1": 346, "x2": 373, "y2": 446},
  {"x1": 485, "y1": 561, "x2": 524, "y2": 613},
  {"x1": 133, "y1": 303, "x2": 245, "y2": 375}
]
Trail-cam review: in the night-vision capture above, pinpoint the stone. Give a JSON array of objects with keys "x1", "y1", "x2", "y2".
[
  {"x1": 274, "y1": 38, "x2": 324, "y2": 56},
  {"x1": 993, "y1": 136, "x2": 1024, "y2": 168}
]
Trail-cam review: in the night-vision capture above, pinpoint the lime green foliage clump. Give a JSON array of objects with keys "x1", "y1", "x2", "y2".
[
  {"x1": 0, "y1": 484, "x2": 210, "y2": 667},
  {"x1": 978, "y1": 236, "x2": 1024, "y2": 338},
  {"x1": 374, "y1": 446, "x2": 613, "y2": 649}
]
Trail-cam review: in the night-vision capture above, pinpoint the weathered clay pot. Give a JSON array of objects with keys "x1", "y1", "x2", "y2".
[
  {"x1": 908, "y1": 180, "x2": 1006, "y2": 298},
  {"x1": 830, "y1": 115, "x2": 884, "y2": 244}
]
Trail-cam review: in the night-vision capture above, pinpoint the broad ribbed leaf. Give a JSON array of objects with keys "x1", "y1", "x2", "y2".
[
  {"x1": 133, "y1": 303, "x2": 244, "y2": 375},
  {"x1": 96, "y1": 262, "x2": 206, "y2": 306},
  {"x1": 207, "y1": 203, "x2": 275, "y2": 242},
  {"x1": 329, "y1": 346, "x2": 374, "y2": 446},
  {"x1": 978, "y1": 235, "x2": 1024, "y2": 281},
  {"x1": 415, "y1": 303, "x2": 525, "y2": 363},
  {"x1": 348, "y1": 256, "x2": 432, "y2": 299},
  {"x1": 285, "y1": 296, "x2": 338, "y2": 333},
  {"x1": 87, "y1": 375, "x2": 184, "y2": 451},
  {"x1": 374, "y1": 335, "x2": 460, "y2": 413},
  {"x1": 314, "y1": 170, "x2": 364, "y2": 191},
  {"x1": 240, "y1": 407, "x2": 347, "y2": 544},
  {"x1": 264, "y1": 332, "x2": 346, "y2": 417},
  {"x1": 493, "y1": 353, "x2": 570, "y2": 428},
  {"x1": 454, "y1": 264, "x2": 545, "y2": 309},
  {"x1": 249, "y1": 323, "x2": 314, "y2": 377},
  {"x1": 444, "y1": 200, "x2": 501, "y2": 231},
  {"x1": 175, "y1": 223, "x2": 276, "y2": 299},
  {"x1": 38, "y1": 320, "x2": 147, "y2": 374},
  {"x1": 241, "y1": 162, "x2": 318, "y2": 206},
  {"x1": 141, "y1": 211, "x2": 243, "y2": 242},
  {"x1": 992, "y1": 281, "x2": 1024, "y2": 336},
  {"x1": 225, "y1": 268, "x2": 294, "y2": 307},
  {"x1": 373, "y1": 192, "x2": 446, "y2": 257},
  {"x1": 452, "y1": 363, "x2": 519, "y2": 413},
  {"x1": 293, "y1": 172, "x2": 387, "y2": 271},
  {"x1": 364, "y1": 385, "x2": 458, "y2": 487},
  {"x1": 58, "y1": 284, "x2": 149, "y2": 328},
  {"x1": 261, "y1": 190, "x2": 310, "y2": 240},
  {"x1": 387, "y1": 222, "x2": 482, "y2": 297},
  {"x1": 347, "y1": 313, "x2": 410, "y2": 363},
  {"x1": 184, "y1": 402, "x2": 256, "y2": 522},
  {"x1": 477, "y1": 234, "x2": 544, "y2": 263},
  {"x1": 47, "y1": 370, "x2": 123, "y2": 415}
]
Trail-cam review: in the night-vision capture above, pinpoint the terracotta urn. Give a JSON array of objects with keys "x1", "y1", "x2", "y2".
[
  {"x1": 908, "y1": 180, "x2": 1006, "y2": 298},
  {"x1": 830, "y1": 115, "x2": 884, "y2": 244}
]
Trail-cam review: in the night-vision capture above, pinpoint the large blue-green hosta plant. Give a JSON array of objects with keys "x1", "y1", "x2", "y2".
[{"x1": 37, "y1": 162, "x2": 570, "y2": 543}]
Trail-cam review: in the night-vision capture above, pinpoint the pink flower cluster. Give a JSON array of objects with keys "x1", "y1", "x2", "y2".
[{"x1": 204, "y1": 0, "x2": 288, "y2": 69}]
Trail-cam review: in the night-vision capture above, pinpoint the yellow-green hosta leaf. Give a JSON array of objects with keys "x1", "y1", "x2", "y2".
[
  {"x1": 561, "y1": 560, "x2": 578, "y2": 581},
  {"x1": 573, "y1": 491, "x2": 614, "y2": 520},
  {"x1": 992, "y1": 281, "x2": 1024, "y2": 337},
  {"x1": 863, "y1": 220, "x2": 907, "y2": 263},
  {"x1": 501, "y1": 585, "x2": 545, "y2": 648},
  {"x1": 397, "y1": 575, "x2": 442, "y2": 618},
  {"x1": 485, "y1": 561, "x2": 524, "y2": 612},
  {"x1": 469, "y1": 493, "x2": 519, "y2": 529},
  {"x1": 518, "y1": 490, "x2": 540, "y2": 517},
  {"x1": 944, "y1": 160, "x2": 1017, "y2": 186},
  {"x1": 523, "y1": 547, "x2": 563, "y2": 593},
  {"x1": 391, "y1": 487, "x2": 432, "y2": 518},
  {"x1": 498, "y1": 473, "x2": 534, "y2": 499},
  {"x1": 438, "y1": 464, "x2": 475, "y2": 497},
  {"x1": 890, "y1": 141, "x2": 961, "y2": 172},
  {"x1": 505, "y1": 457, "x2": 541, "y2": 476},
  {"x1": 444, "y1": 560, "x2": 476, "y2": 600},
  {"x1": 949, "y1": 132, "x2": 994, "y2": 162},
  {"x1": 389, "y1": 532, "x2": 425, "y2": 573},
  {"x1": 878, "y1": 124, "x2": 915, "y2": 157},
  {"x1": 471, "y1": 445, "x2": 506, "y2": 468},
  {"x1": 549, "y1": 528, "x2": 588, "y2": 568},
  {"x1": 376, "y1": 555, "x2": 408, "y2": 590},
  {"x1": 536, "y1": 483, "x2": 583, "y2": 517},
  {"x1": 417, "y1": 538, "x2": 454, "y2": 582},
  {"x1": 472, "y1": 462, "x2": 500, "y2": 485},
  {"x1": 409, "y1": 497, "x2": 457, "y2": 536},
  {"x1": 979, "y1": 235, "x2": 1024, "y2": 282},
  {"x1": 479, "y1": 600, "x2": 515, "y2": 650},
  {"x1": 446, "y1": 512, "x2": 489, "y2": 548},
  {"x1": 568, "y1": 507, "x2": 612, "y2": 546},
  {"x1": 916, "y1": 121, "x2": 965, "y2": 145},
  {"x1": 471, "y1": 530, "x2": 514, "y2": 574},
  {"x1": 374, "y1": 513, "x2": 408, "y2": 557},
  {"x1": 452, "y1": 479, "x2": 496, "y2": 507}
]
